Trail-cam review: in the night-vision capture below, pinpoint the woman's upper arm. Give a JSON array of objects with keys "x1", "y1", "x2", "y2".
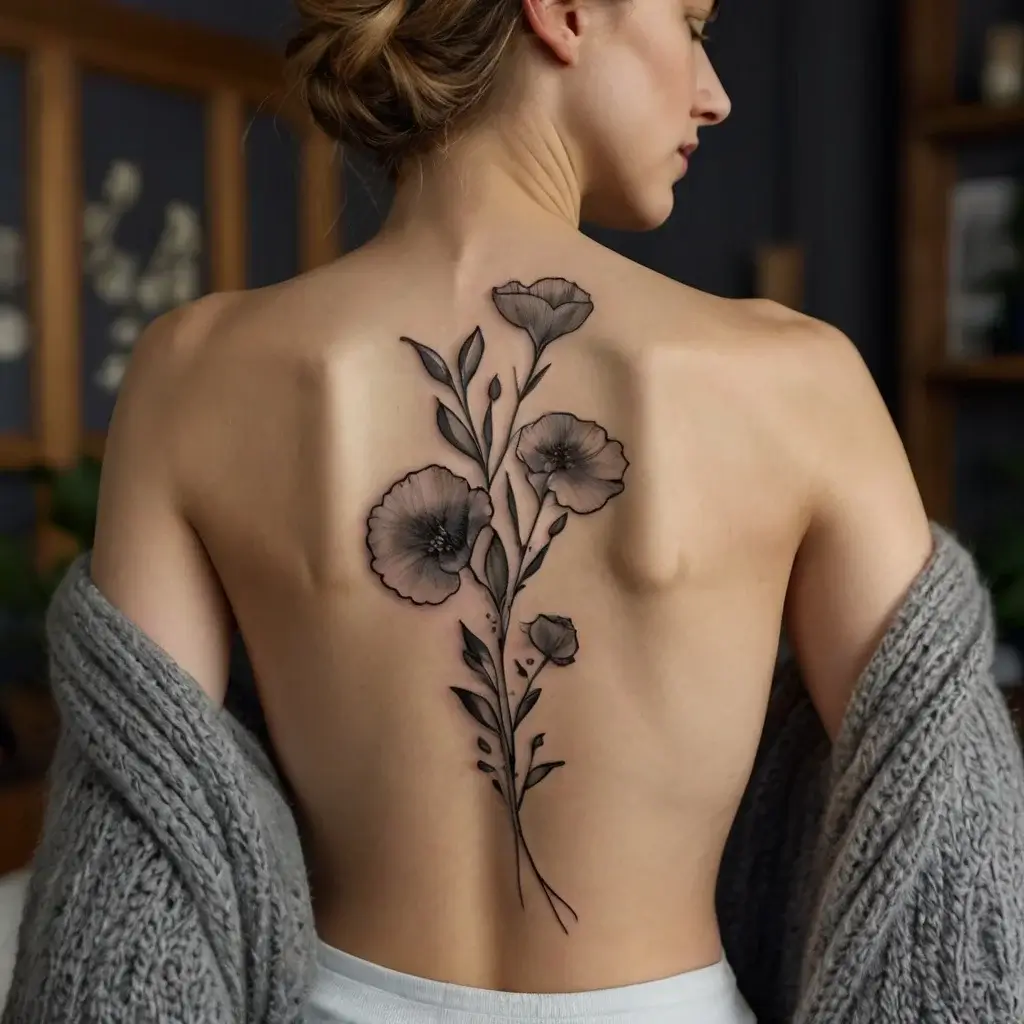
[
  {"x1": 782, "y1": 325, "x2": 933, "y2": 741},
  {"x1": 89, "y1": 303, "x2": 234, "y2": 707}
]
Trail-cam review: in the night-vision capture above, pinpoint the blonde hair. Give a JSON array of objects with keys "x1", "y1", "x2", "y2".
[{"x1": 286, "y1": 0, "x2": 525, "y2": 175}]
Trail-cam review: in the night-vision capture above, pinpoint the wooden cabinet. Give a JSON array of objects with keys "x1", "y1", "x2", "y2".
[
  {"x1": 902, "y1": 0, "x2": 1024, "y2": 524},
  {"x1": 0, "y1": 779, "x2": 46, "y2": 877}
]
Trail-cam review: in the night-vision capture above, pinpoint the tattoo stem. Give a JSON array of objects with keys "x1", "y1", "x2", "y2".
[
  {"x1": 469, "y1": 566, "x2": 502, "y2": 623},
  {"x1": 513, "y1": 658, "x2": 548, "y2": 729},
  {"x1": 519, "y1": 831, "x2": 578, "y2": 934},
  {"x1": 450, "y1": 380, "x2": 489, "y2": 480},
  {"x1": 506, "y1": 490, "x2": 552, "y2": 611},
  {"x1": 488, "y1": 351, "x2": 541, "y2": 484},
  {"x1": 493, "y1": 633, "x2": 526, "y2": 906},
  {"x1": 514, "y1": 660, "x2": 549, "y2": 810}
]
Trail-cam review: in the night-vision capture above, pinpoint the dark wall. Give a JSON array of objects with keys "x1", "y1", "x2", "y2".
[{"x1": 117, "y1": 0, "x2": 293, "y2": 43}]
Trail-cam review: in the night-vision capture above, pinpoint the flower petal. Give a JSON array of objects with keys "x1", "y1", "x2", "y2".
[
  {"x1": 531, "y1": 279, "x2": 594, "y2": 346},
  {"x1": 432, "y1": 479, "x2": 492, "y2": 574},
  {"x1": 437, "y1": 488, "x2": 492, "y2": 574},
  {"x1": 580, "y1": 436, "x2": 628, "y2": 483},
  {"x1": 492, "y1": 282, "x2": 555, "y2": 349},
  {"x1": 516, "y1": 413, "x2": 575, "y2": 472},
  {"x1": 371, "y1": 542, "x2": 462, "y2": 605},
  {"x1": 416, "y1": 464, "x2": 469, "y2": 511},
  {"x1": 466, "y1": 488, "x2": 494, "y2": 539},
  {"x1": 549, "y1": 468, "x2": 625, "y2": 515},
  {"x1": 527, "y1": 472, "x2": 550, "y2": 498},
  {"x1": 532, "y1": 278, "x2": 585, "y2": 307},
  {"x1": 437, "y1": 548, "x2": 469, "y2": 573},
  {"x1": 565, "y1": 420, "x2": 610, "y2": 461},
  {"x1": 546, "y1": 301, "x2": 594, "y2": 346},
  {"x1": 396, "y1": 554, "x2": 462, "y2": 605},
  {"x1": 439, "y1": 484, "x2": 473, "y2": 547},
  {"x1": 367, "y1": 500, "x2": 424, "y2": 567}
]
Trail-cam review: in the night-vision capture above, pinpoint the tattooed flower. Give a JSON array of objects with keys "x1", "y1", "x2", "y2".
[
  {"x1": 516, "y1": 412, "x2": 628, "y2": 514},
  {"x1": 527, "y1": 615, "x2": 579, "y2": 666},
  {"x1": 367, "y1": 465, "x2": 493, "y2": 605},
  {"x1": 492, "y1": 279, "x2": 594, "y2": 352}
]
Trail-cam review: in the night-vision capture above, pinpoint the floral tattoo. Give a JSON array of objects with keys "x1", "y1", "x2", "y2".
[{"x1": 366, "y1": 278, "x2": 628, "y2": 933}]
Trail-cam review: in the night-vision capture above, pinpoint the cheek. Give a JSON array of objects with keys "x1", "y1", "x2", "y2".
[{"x1": 575, "y1": 38, "x2": 690, "y2": 165}]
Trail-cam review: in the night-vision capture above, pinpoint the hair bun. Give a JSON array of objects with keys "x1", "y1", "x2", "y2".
[{"x1": 287, "y1": 0, "x2": 522, "y2": 173}]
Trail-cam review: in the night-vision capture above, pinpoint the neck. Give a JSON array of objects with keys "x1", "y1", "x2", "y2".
[{"x1": 376, "y1": 116, "x2": 584, "y2": 261}]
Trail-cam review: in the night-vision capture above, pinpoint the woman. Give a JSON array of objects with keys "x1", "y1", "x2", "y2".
[{"x1": 89, "y1": 0, "x2": 933, "y2": 1021}]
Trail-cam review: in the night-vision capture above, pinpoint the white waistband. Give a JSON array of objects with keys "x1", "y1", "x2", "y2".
[{"x1": 306, "y1": 940, "x2": 756, "y2": 1023}]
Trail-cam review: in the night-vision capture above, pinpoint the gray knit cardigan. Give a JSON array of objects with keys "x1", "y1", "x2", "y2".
[{"x1": 3, "y1": 524, "x2": 1023, "y2": 1023}]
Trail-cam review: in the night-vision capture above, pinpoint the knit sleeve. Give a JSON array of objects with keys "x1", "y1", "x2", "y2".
[{"x1": 1, "y1": 753, "x2": 235, "y2": 1023}]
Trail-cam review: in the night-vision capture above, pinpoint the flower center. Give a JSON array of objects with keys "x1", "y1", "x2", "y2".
[
  {"x1": 543, "y1": 442, "x2": 577, "y2": 473},
  {"x1": 426, "y1": 521, "x2": 459, "y2": 556}
]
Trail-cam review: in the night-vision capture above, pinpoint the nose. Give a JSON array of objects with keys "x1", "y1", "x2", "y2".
[{"x1": 693, "y1": 49, "x2": 731, "y2": 127}]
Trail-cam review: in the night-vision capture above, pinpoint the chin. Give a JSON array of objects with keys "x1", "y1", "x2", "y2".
[{"x1": 581, "y1": 182, "x2": 676, "y2": 233}]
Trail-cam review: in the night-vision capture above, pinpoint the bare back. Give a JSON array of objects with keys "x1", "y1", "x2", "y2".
[
  {"x1": 161, "y1": 232, "x2": 809, "y2": 989},
  {"x1": 91, "y1": 222, "x2": 932, "y2": 993}
]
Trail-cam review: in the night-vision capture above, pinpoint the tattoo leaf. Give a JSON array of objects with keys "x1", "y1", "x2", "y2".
[
  {"x1": 532, "y1": 733, "x2": 545, "y2": 750},
  {"x1": 463, "y1": 650, "x2": 495, "y2": 689},
  {"x1": 458, "y1": 328, "x2": 485, "y2": 389},
  {"x1": 451, "y1": 686, "x2": 500, "y2": 733},
  {"x1": 460, "y1": 621, "x2": 493, "y2": 668},
  {"x1": 401, "y1": 337, "x2": 453, "y2": 387},
  {"x1": 488, "y1": 375, "x2": 502, "y2": 401},
  {"x1": 477, "y1": 760, "x2": 496, "y2": 774},
  {"x1": 477, "y1": 737, "x2": 492, "y2": 754},
  {"x1": 483, "y1": 403, "x2": 494, "y2": 460},
  {"x1": 514, "y1": 660, "x2": 528, "y2": 678},
  {"x1": 506, "y1": 474, "x2": 521, "y2": 544},
  {"x1": 520, "y1": 543, "x2": 550, "y2": 585},
  {"x1": 514, "y1": 688, "x2": 542, "y2": 729},
  {"x1": 436, "y1": 400, "x2": 480, "y2": 463},
  {"x1": 492, "y1": 779, "x2": 504, "y2": 799},
  {"x1": 520, "y1": 364, "x2": 551, "y2": 399},
  {"x1": 524, "y1": 761, "x2": 565, "y2": 791},
  {"x1": 549, "y1": 513, "x2": 568, "y2": 537},
  {"x1": 485, "y1": 531, "x2": 509, "y2": 602}
]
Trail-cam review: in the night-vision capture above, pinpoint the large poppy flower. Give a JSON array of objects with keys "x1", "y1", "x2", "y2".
[
  {"x1": 367, "y1": 465, "x2": 493, "y2": 605},
  {"x1": 516, "y1": 413, "x2": 628, "y2": 514}
]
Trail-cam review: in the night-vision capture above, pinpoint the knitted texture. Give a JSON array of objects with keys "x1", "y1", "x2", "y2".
[
  {"x1": 1, "y1": 554, "x2": 317, "y2": 1024},
  {"x1": 3, "y1": 525, "x2": 1023, "y2": 1022},
  {"x1": 717, "y1": 524, "x2": 1024, "y2": 1022}
]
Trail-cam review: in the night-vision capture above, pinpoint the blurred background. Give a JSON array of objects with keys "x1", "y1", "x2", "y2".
[{"x1": 0, "y1": 0, "x2": 1023, "y2": 878}]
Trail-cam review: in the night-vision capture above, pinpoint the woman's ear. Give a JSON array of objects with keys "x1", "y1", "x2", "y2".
[{"x1": 521, "y1": 0, "x2": 593, "y2": 66}]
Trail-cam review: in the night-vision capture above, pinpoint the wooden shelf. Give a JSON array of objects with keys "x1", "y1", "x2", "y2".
[
  {"x1": 917, "y1": 103, "x2": 1024, "y2": 143},
  {"x1": 925, "y1": 355, "x2": 1024, "y2": 383},
  {"x1": 0, "y1": 436, "x2": 37, "y2": 470},
  {"x1": 82, "y1": 432, "x2": 106, "y2": 462},
  {"x1": 0, "y1": 0, "x2": 301, "y2": 119},
  {"x1": 0, "y1": 778, "x2": 46, "y2": 876}
]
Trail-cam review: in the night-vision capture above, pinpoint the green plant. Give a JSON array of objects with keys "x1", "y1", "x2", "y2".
[
  {"x1": 0, "y1": 457, "x2": 102, "y2": 689},
  {"x1": 975, "y1": 454, "x2": 1024, "y2": 638},
  {"x1": 981, "y1": 530, "x2": 1024, "y2": 634}
]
